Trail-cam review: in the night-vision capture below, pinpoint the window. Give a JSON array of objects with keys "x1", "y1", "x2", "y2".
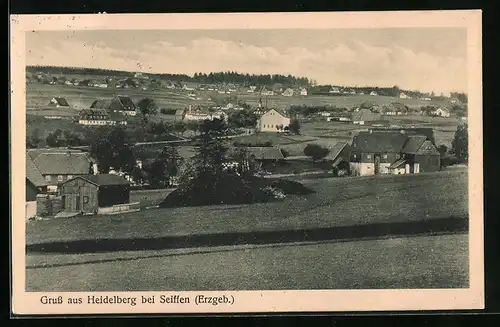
[
  {"x1": 67, "y1": 175, "x2": 73, "y2": 180},
  {"x1": 383, "y1": 154, "x2": 388, "y2": 159},
  {"x1": 366, "y1": 155, "x2": 371, "y2": 159},
  {"x1": 353, "y1": 154, "x2": 357, "y2": 158},
  {"x1": 45, "y1": 175, "x2": 51, "y2": 182},
  {"x1": 57, "y1": 175, "x2": 64, "y2": 182},
  {"x1": 83, "y1": 196, "x2": 89, "y2": 204}
]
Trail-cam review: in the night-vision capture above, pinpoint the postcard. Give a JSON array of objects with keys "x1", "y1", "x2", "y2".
[{"x1": 10, "y1": 10, "x2": 483, "y2": 315}]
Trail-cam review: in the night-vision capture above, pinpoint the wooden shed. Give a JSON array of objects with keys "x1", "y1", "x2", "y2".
[{"x1": 59, "y1": 175, "x2": 131, "y2": 214}]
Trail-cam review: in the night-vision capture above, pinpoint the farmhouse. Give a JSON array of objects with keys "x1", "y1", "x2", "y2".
[
  {"x1": 300, "y1": 88, "x2": 308, "y2": 96},
  {"x1": 48, "y1": 97, "x2": 70, "y2": 107},
  {"x1": 433, "y1": 106, "x2": 451, "y2": 117},
  {"x1": 324, "y1": 142, "x2": 351, "y2": 175},
  {"x1": 329, "y1": 87, "x2": 341, "y2": 94},
  {"x1": 257, "y1": 109, "x2": 291, "y2": 132},
  {"x1": 326, "y1": 113, "x2": 352, "y2": 122},
  {"x1": 78, "y1": 109, "x2": 128, "y2": 126},
  {"x1": 350, "y1": 130, "x2": 440, "y2": 176},
  {"x1": 26, "y1": 153, "x2": 49, "y2": 220},
  {"x1": 351, "y1": 109, "x2": 382, "y2": 125},
  {"x1": 58, "y1": 174, "x2": 132, "y2": 215},
  {"x1": 282, "y1": 88, "x2": 294, "y2": 97},
  {"x1": 399, "y1": 92, "x2": 408, "y2": 99},
  {"x1": 28, "y1": 149, "x2": 96, "y2": 192},
  {"x1": 90, "y1": 96, "x2": 137, "y2": 116},
  {"x1": 370, "y1": 91, "x2": 378, "y2": 96}
]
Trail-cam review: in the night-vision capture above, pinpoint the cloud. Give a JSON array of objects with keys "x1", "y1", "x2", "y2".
[{"x1": 27, "y1": 36, "x2": 466, "y2": 94}]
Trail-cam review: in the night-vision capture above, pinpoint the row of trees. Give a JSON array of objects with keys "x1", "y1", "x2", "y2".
[{"x1": 190, "y1": 72, "x2": 313, "y2": 87}]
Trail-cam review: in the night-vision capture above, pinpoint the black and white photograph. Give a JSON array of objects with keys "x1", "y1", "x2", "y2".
[{"x1": 11, "y1": 11, "x2": 483, "y2": 314}]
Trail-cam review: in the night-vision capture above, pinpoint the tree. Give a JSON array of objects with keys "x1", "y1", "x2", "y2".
[
  {"x1": 137, "y1": 98, "x2": 158, "y2": 129},
  {"x1": 438, "y1": 144, "x2": 448, "y2": 157},
  {"x1": 89, "y1": 126, "x2": 136, "y2": 173},
  {"x1": 451, "y1": 124, "x2": 468, "y2": 164},
  {"x1": 199, "y1": 118, "x2": 228, "y2": 137},
  {"x1": 186, "y1": 120, "x2": 200, "y2": 136},
  {"x1": 304, "y1": 143, "x2": 330, "y2": 161},
  {"x1": 228, "y1": 110, "x2": 258, "y2": 128},
  {"x1": 289, "y1": 119, "x2": 301, "y2": 135}
]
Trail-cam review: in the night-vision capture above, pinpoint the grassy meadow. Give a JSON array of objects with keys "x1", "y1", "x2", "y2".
[{"x1": 26, "y1": 169, "x2": 468, "y2": 246}]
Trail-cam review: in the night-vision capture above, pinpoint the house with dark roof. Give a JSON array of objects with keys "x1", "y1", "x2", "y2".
[
  {"x1": 324, "y1": 142, "x2": 351, "y2": 173},
  {"x1": 29, "y1": 150, "x2": 95, "y2": 191},
  {"x1": 26, "y1": 154, "x2": 49, "y2": 219},
  {"x1": 58, "y1": 174, "x2": 131, "y2": 215},
  {"x1": 48, "y1": 97, "x2": 70, "y2": 107},
  {"x1": 257, "y1": 109, "x2": 291, "y2": 132},
  {"x1": 350, "y1": 130, "x2": 440, "y2": 176},
  {"x1": 351, "y1": 109, "x2": 382, "y2": 125},
  {"x1": 78, "y1": 109, "x2": 127, "y2": 126},
  {"x1": 90, "y1": 96, "x2": 137, "y2": 116}
]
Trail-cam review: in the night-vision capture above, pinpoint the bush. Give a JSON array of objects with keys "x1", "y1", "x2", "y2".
[
  {"x1": 304, "y1": 143, "x2": 330, "y2": 161},
  {"x1": 158, "y1": 173, "x2": 313, "y2": 208}
]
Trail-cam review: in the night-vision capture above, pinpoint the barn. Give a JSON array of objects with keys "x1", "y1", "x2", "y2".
[{"x1": 59, "y1": 174, "x2": 131, "y2": 214}]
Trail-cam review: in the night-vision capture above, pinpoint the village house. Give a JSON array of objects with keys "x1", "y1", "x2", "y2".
[
  {"x1": 58, "y1": 174, "x2": 136, "y2": 215},
  {"x1": 282, "y1": 88, "x2": 294, "y2": 97},
  {"x1": 370, "y1": 91, "x2": 378, "y2": 96},
  {"x1": 349, "y1": 130, "x2": 440, "y2": 176},
  {"x1": 26, "y1": 153, "x2": 48, "y2": 220},
  {"x1": 78, "y1": 109, "x2": 127, "y2": 126},
  {"x1": 323, "y1": 142, "x2": 351, "y2": 175},
  {"x1": 433, "y1": 106, "x2": 451, "y2": 118},
  {"x1": 326, "y1": 112, "x2": 352, "y2": 122},
  {"x1": 48, "y1": 97, "x2": 70, "y2": 107},
  {"x1": 183, "y1": 106, "x2": 227, "y2": 121},
  {"x1": 351, "y1": 109, "x2": 382, "y2": 125},
  {"x1": 257, "y1": 109, "x2": 291, "y2": 132},
  {"x1": 90, "y1": 96, "x2": 137, "y2": 116},
  {"x1": 27, "y1": 149, "x2": 97, "y2": 192},
  {"x1": 300, "y1": 88, "x2": 308, "y2": 96},
  {"x1": 247, "y1": 85, "x2": 257, "y2": 93},
  {"x1": 329, "y1": 87, "x2": 341, "y2": 94},
  {"x1": 399, "y1": 92, "x2": 408, "y2": 99},
  {"x1": 318, "y1": 111, "x2": 331, "y2": 117}
]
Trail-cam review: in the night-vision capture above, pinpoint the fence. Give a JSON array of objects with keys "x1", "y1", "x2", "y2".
[{"x1": 97, "y1": 202, "x2": 140, "y2": 215}]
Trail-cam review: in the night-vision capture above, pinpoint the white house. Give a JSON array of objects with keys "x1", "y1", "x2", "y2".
[
  {"x1": 370, "y1": 91, "x2": 378, "y2": 96},
  {"x1": 318, "y1": 111, "x2": 331, "y2": 117},
  {"x1": 48, "y1": 97, "x2": 70, "y2": 107},
  {"x1": 399, "y1": 92, "x2": 408, "y2": 99},
  {"x1": 300, "y1": 88, "x2": 308, "y2": 96},
  {"x1": 329, "y1": 87, "x2": 341, "y2": 94},
  {"x1": 433, "y1": 107, "x2": 451, "y2": 118},
  {"x1": 282, "y1": 88, "x2": 294, "y2": 97},
  {"x1": 257, "y1": 109, "x2": 290, "y2": 132}
]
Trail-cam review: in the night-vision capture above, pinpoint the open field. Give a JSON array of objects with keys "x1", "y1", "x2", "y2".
[
  {"x1": 26, "y1": 233, "x2": 468, "y2": 291},
  {"x1": 26, "y1": 169, "x2": 468, "y2": 246},
  {"x1": 130, "y1": 188, "x2": 176, "y2": 208},
  {"x1": 26, "y1": 83, "x2": 448, "y2": 111},
  {"x1": 26, "y1": 84, "x2": 214, "y2": 110},
  {"x1": 25, "y1": 169, "x2": 469, "y2": 291}
]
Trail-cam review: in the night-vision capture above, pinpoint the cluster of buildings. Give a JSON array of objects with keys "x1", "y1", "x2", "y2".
[
  {"x1": 25, "y1": 148, "x2": 139, "y2": 220},
  {"x1": 42, "y1": 95, "x2": 137, "y2": 126}
]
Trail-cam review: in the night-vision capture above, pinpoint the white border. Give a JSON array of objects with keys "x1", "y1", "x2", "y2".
[{"x1": 10, "y1": 11, "x2": 484, "y2": 315}]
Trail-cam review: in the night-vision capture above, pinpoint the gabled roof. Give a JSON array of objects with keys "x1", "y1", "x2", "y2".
[
  {"x1": 402, "y1": 135, "x2": 428, "y2": 154},
  {"x1": 325, "y1": 142, "x2": 349, "y2": 161},
  {"x1": 116, "y1": 96, "x2": 136, "y2": 109},
  {"x1": 262, "y1": 108, "x2": 290, "y2": 119},
  {"x1": 50, "y1": 97, "x2": 70, "y2": 106},
  {"x1": 90, "y1": 99, "x2": 112, "y2": 109},
  {"x1": 245, "y1": 147, "x2": 284, "y2": 160},
  {"x1": 80, "y1": 174, "x2": 130, "y2": 186},
  {"x1": 33, "y1": 152, "x2": 92, "y2": 175},
  {"x1": 352, "y1": 131, "x2": 408, "y2": 153},
  {"x1": 26, "y1": 153, "x2": 48, "y2": 187},
  {"x1": 351, "y1": 109, "x2": 381, "y2": 122}
]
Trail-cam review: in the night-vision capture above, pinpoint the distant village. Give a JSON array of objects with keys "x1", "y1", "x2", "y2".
[{"x1": 25, "y1": 67, "x2": 468, "y2": 221}]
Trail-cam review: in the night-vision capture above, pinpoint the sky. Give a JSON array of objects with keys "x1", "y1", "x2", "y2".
[{"x1": 26, "y1": 28, "x2": 467, "y2": 95}]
